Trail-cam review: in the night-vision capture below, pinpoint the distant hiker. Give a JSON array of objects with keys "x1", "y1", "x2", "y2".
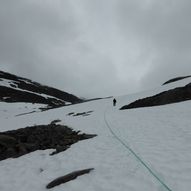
[{"x1": 113, "y1": 98, "x2": 117, "y2": 106}]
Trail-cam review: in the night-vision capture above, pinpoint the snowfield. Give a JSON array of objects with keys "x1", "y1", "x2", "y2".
[{"x1": 1, "y1": 78, "x2": 191, "y2": 191}]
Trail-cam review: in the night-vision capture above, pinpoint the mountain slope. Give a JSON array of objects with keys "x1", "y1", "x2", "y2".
[
  {"x1": 121, "y1": 76, "x2": 191, "y2": 110},
  {"x1": 0, "y1": 76, "x2": 191, "y2": 191},
  {"x1": 0, "y1": 71, "x2": 82, "y2": 107}
]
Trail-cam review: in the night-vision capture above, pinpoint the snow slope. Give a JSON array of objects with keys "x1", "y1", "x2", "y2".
[{"x1": 1, "y1": 78, "x2": 191, "y2": 191}]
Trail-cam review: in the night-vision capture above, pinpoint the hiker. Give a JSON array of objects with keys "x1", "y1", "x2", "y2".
[{"x1": 113, "y1": 98, "x2": 117, "y2": 106}]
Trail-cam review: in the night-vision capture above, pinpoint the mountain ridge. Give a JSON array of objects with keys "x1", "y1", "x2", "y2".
[
  {"x1": 121, "y1": 75, "x2": 191, "y2": 110},
  {"x1": 0, "y1": 70, "x2": 82, "y2": 108}
]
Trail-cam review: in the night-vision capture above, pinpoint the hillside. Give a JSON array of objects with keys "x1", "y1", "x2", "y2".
[
  {"x1": 0, "y1": 71, "x2": 82, "y2": 108},
  {"x1": 121, "y1": 76, "x2": 191, "y2": 110},
  {"x1": 0, "y1": 75, "x2": 191, "y2": 190}
]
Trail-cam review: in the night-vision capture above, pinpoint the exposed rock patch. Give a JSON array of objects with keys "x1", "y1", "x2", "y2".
[
  {"x1": 0, "y1": 121, "x2": 97, "y2": 161},
  {"x1": 46, "y1": 168, "x2": 94, "y2": 189},
  {"x1": 120, "y1": 83, "x2": 191, "y2": 110},
  {"x1": 163, "y1": 75, "x2": 191, "y2": 85},
  {"x1": 67, "y1": 111, "x2": 94, "y2": 117}
]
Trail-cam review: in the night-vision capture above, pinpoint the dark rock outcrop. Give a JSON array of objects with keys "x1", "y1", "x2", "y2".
[
  {"x1": 46, "y1": 168, "x2": 94, "y2": 189},
  {"x1": 163, "y1": 75, "x2": 191, "y2": 85},
  {"x1": 121, "y1": 83, "x2": 191, "y2": 110},
  {"x1": 67, "y1": 111, "x2": 94, "y2": 117},
  {"x1": 0, "y1": 121, "x2": 97, "y2": 161}
]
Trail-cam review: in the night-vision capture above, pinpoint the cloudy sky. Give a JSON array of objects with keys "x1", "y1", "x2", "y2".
[{"x1": 0, "y1": 0, "x2": 191, "y2": 98}]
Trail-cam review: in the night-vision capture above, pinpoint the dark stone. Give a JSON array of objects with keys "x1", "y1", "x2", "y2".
[
  {"x1": 24, "y1": 143, "x2": 38, "y2": 151},
  {"x1": 46, "y1": 168, "x2": 94, "y2": 189},
  {"x1": 81, "y1": 134, "x2": 97, "y2": 139},
  {"x1": 67, "y1": 112, "x2": 75, "y2": 116},
  {"x1": 0, "y1": 135, "x2": 18, "y2": 148},
  {"x1": 163, "y1": 75, "x2": 191, "y2": 85},
  {"x1": 6, "y1": 147, "x2": 17, "y2": 157},
  {"x1": 71, "y1": 111, "x2": 94, "y2": 117},
  {"x1": 16, "y1": 143, "x2": 27, "y2": 155}
]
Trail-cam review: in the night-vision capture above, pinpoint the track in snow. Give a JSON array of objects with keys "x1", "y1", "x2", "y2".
[{"x1": 104, "y1": 107, "x2": 172, "y2": 191}]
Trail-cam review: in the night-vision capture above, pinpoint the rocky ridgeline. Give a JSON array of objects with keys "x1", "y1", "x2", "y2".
[
  {"x1": 163, "y1": 75, "x2": 191, "y2": 85},
  {"x1": 0, "y1": 70, "x2": 82, "y2": 107},
  {"x1": 0, "y1": 120, "x2": 96, "y2": 161},
  {"x1": 121, "y1": 83, "x2": 191, "y2": 110}
]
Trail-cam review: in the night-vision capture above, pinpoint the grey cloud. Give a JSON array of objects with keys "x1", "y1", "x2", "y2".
[
  {"x1": 0, "y1": 0, "x2": 191, "y2": 97},
  {"x1": 115, "y1": 0, "x2": 191, "y2": 90},
  {"x1": 0, "y1": 1, "x2": 80, "y2": 79}
]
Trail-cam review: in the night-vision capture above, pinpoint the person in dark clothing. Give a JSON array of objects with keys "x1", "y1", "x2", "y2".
[{"x1": 113, "y1": 98, "x2": 117, "y2": 106}]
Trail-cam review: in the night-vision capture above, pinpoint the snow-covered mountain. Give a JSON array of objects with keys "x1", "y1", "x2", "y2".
[
  {"x1": 121, "y1": 75, "x2": 191, "y2": 109},
  {"x1": 0, "y1": 75, "x2": 191, "y2": 191},
  {"x1": 0, "y1": 71, "x2": 82, "y2": 108}
]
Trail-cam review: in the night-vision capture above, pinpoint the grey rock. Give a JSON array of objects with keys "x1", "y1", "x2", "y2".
[
  {"x1": 46, "y1": 168, "x2": 94, "y2": 189},
  {"x1": 0, "y1": 135, "x2": 18, "y2": 148}
]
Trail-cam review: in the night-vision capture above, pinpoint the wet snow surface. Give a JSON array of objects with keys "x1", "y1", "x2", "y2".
[{"x1": 1, "y1": 78, "x2": 191, "y2": 191}]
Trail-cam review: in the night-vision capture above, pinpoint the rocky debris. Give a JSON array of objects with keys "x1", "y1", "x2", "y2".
[
  {"x1": 0, "y1": 121, "x2": 97, "y2": 161},
  {"x1": 67, "y1": 111, "x2": 93, "y2": 117},
  {"x1": 120, "y1": 83, "x2": 191, "y2": 110},
  {"x1": 46, "y1": 168, "x2": 94, "y2": 189},
  {"x1": 163, "y1": 75, "x2": 191, "y2": 85},
  {"x1": 67, "y1": 112, "x2": 75, "y2": 116}
]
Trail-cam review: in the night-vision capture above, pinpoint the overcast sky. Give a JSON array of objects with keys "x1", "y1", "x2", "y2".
[{"x1": 1, "y1": 0, "x2": 191, "y2": 98}]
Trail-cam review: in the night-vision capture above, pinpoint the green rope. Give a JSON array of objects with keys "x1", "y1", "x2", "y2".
[{"x1": 104, "y1": 109, "x2": 172, "y2": 191}]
